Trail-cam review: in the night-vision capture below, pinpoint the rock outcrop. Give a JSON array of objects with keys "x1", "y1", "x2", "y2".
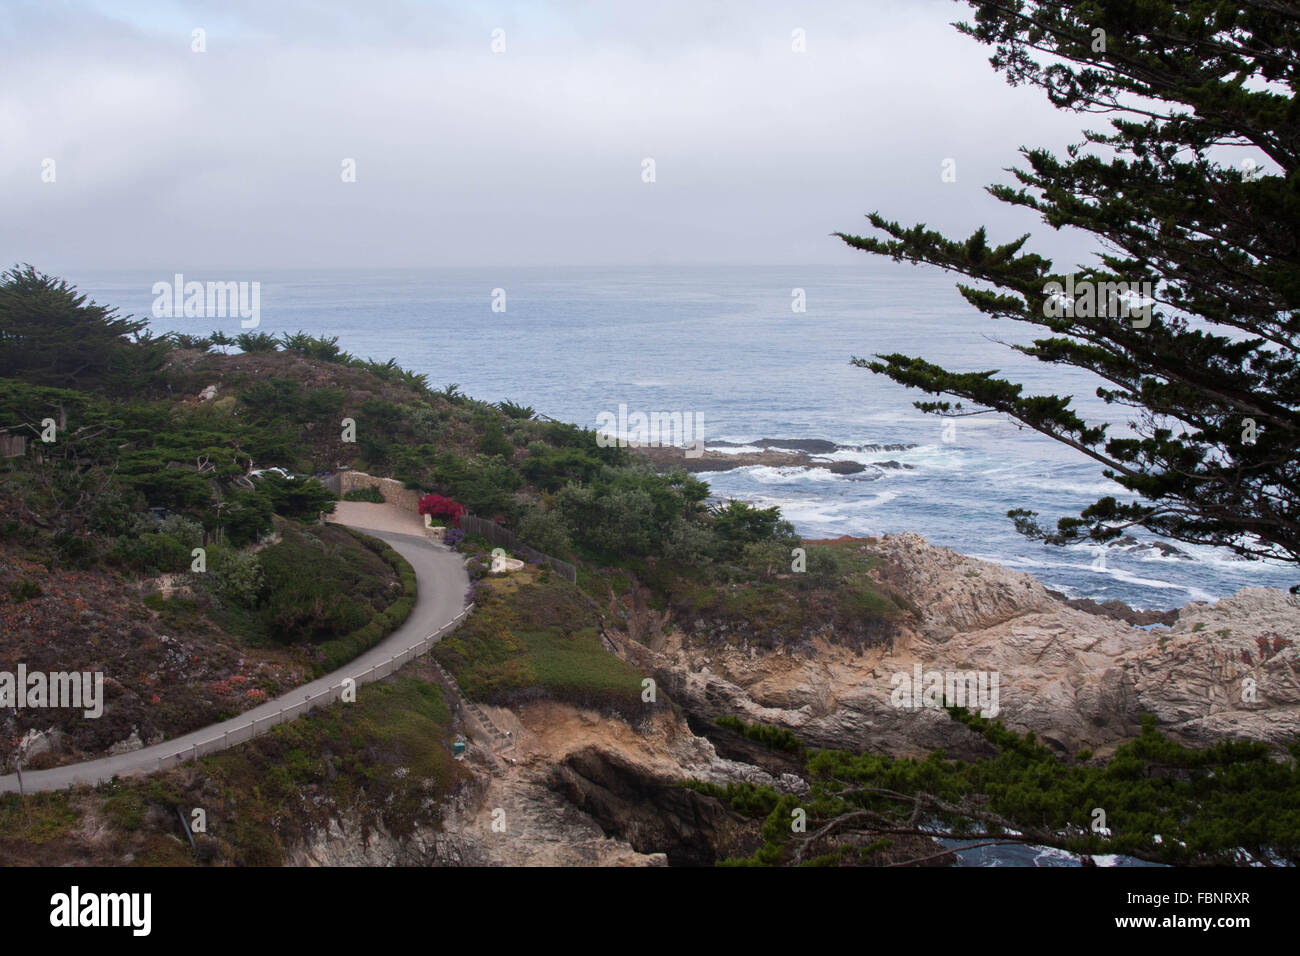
[{"x1": 607, "y1": 532, "x2": 1300, "y2": 759}]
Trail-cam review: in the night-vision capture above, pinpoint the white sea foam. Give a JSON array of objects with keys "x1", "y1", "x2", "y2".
[
  {"x1": 979, "y1": 551, "x2": 1217, "y2": 603},
  {"x1": 734, "y1": 465, "x2": 845, "y2": 484}
]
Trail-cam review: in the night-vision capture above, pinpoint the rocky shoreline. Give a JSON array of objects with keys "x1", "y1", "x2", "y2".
[
  {"x1": 630, "y1": 437, "x2": 915, "y2": 476},
  {"x1": 602, "y1": 532, "x2": 1300, "y2": 759},
  {"x1": 232, "y1": 531, "x2": 1300, "y2": 867}
]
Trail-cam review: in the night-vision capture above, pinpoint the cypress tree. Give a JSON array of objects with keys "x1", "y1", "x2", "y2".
[{"x1": 837, "y1": 2, "x2": 1300, "y2": 569}]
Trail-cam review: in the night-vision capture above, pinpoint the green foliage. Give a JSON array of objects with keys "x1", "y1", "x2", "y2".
[
  {"x1": 803, "y1": 547, "x2": 843, "y2": 589},
  {"x1": 497, "y1": 400, "x2": 536, "y2": 420},
  {"x1": 732, "y1": 710, "x2": 1300, "y2": 866},
  {"x1": 278, "y1": 330, "x2": 353, "y2": 363},
  {"x1": 343, "y1": 486, "x2": 385, "y2": 503},
  {"x1": 434, "y1": 574, "x2": 644, "y2": 717},
  {"x1": 233, "y1": 332, "x2": 279, "y2": 353},
  {"x1": 102, "y1": 791, "x2": 145, "y2": 831},
  {"x1": 217, "y1": 487, "x2": 273, "y2": 547},
  {"x1": 0, "y1": 792, "x2": 82, "y2": 844},
  {"x1": 711, "y1": 501, "x2": 798, "y2": 561},
  {"x1": 255, "y1": 527, "x2": 387, "y2": 644},
  {"x1": 0, "y1": 264, "x2": 151, "y2": 390},
  {"x1": 166, "y1": 332, "x2": 213, "y2": 351},
  {"x1": 477, "y1": 420, "x2": 514, "y2": 457},
  {"x1": 740, "y1": 538, "x2": 790, "y2": 578},
  {"x1": 208, "y1": 545, "x2": 265, "y2": 606},
  {"x1": 8, "y1": 576, "x2": 43, "y2": 602},
  {"x1": 714, "y1": 715, "x2": 806, "y2": 754},
  {"x1": 520, "y1": 443, "x2": 607, "y2": 491},
  {"x1": 684, "y1": 779, "x2": 783, "y2": 819},
  {"x1": 108, "y1": 530, "x2": 193, "y2": 574},
  {"x1": 255, "y1": 474, "x2": 336, "y2": 522},
  {"x1": 837, "y1": 1, "x2": 1300, "y2": 570},
  {"x1": 516, "y1": 506, "x2": 573, "y2": 556},
  {"x1": 156, "y1": 514, "x2": 205, "y2": 548},
  {"x1": 663, "y1": 516, "x2": 718, "y2": 565},
  {"x1": 549, "y1": 467, "x2": 712, "y2": 561},
  {"x1": 350, "y1": 357, "x2": 429, "y2": 392}
]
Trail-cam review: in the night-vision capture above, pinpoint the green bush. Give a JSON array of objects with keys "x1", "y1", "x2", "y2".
[
  {"x1": 714, "y1": 715, "x2": 805, "y2": 754},
  {"x1": 663, "y1": 518, "x2": 717, "y2": 565},
  {"x1": 8, "y1": 577, "x2": 42, "y2": 602},
  {"x1": 234, "y1": 332, "x2": 279, "y2": 353},
  {"x1": 257, "y1": 475, "x2": 336, "y2": 521},
  {"x1": 712, "y1": 501, "x2": 798, "y2": 561},
  {"x1": 517, "y1": 507, "x2": 572, "y2": 557},
  {"x1": 315, "y1": 543, "x2": 418, "y2": 671},
  {"x1": 343, "y1": 486, "x2": 385, "y2": 503},
  {"x1": 219, "y1": 489, "x2": 274, "y2": 547},
  {"x1": 108, "y1": 532, "x2": 192, "y2": 574},
  {"x1": 803, "y1": 547, "x2": 844, "y2": 589},
  {"x1": 478, "y1": 421, "x2": 514, "y2": 457},
  {"x1": 209, "y1": 546, "x2": 265, "y2": 606},
  {"x1": 157, "y1": 514, "x2": 205, "y2": 549}
]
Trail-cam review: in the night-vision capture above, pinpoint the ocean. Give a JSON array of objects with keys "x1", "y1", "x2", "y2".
[{"x1": 69, "y1": 264, "x2": 1296, "y2": 611}]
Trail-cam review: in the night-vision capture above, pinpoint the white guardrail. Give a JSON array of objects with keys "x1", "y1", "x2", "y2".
[{"x1": 153, "y1": 604, "x2": 475, "y2": 772}]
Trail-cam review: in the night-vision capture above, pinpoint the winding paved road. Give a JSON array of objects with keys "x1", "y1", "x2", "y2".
[{"x1": 0, "y1": 523, "x2": 469, "y2": 794}]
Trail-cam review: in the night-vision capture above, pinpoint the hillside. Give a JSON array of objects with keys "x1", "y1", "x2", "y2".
[{"x1": 3, "y1": 269, "x2": 1300, "y2": 867}]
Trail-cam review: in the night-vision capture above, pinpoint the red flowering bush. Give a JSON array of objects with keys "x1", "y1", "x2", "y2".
[{"x1": 418, "y1": 494, "x2": 466, "y2": 527}]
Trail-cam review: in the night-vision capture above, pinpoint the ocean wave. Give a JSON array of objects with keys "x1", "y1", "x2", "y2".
[
  {"x1": 978, "y1": 550, "x2": 1217, "y2": 603},
  {"x1": 728, "y1": 465, "x2": 847, "y2": 484}
]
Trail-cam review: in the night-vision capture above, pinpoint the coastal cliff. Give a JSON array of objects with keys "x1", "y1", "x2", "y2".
[{"x1": 601, "y1": 532, "x2": 1300, "y2": 760}]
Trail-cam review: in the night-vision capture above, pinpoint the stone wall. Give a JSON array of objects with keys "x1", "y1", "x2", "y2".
[{"x1": 339, "y1": 471, "x2": 422, "y2": 515}]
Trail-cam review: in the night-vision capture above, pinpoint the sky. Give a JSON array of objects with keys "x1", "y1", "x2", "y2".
[{"x1": 1, "y1": 0, "x2": 1100, "y2": 271}]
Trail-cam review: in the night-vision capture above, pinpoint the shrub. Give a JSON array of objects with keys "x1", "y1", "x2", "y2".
[
  {"x1": 741, "y1": 539, "x2": 790, "y2": 578},
  {"x1": 8, "y1": 578, "x2": 42, "y2": 602},
  {"x1": 157, "y1": 514, "x2": 205, "y2": 549},
  {"x1": 108, "y1": 532, "x2": 191, "y2": 574},
  {"x1": 219, "y1": 489, "x2": 274, "y2": 547},
  {"x1": 209, "y1": 546, "x2": 265, "y2": 606},
  {"x1": 277, "y1": 331, "x2": 352, "y2": 363},
  {"x1": 234, "y1": 332, "x2": 279, "y2": 353},
  {"x1": 664, "y1": 518, "x2": 717, "y2": 566},
  {"x1": 803, "y1": 548, "x2": 844, "y2": 589},
  {"x1": 714, "y1": 715, "x2": 805, "y2": 754},
  {"x1": 258, "y1": 475, "x2": 337, "y2": 522},
  {"x1": 712, "y1": 501, "x2": 798, "y2": 560},
  {"x1": 418, "y1": 493, "x2": 466, "y2": 527},
  {"x1": 516, "y1": 508, "x2": 572, "y2": 557},
  {"x1": 497, "y1": 400, "x2": 536, "y2": 420},
  {"x1": 343, "y1": 486, "x2": 385, "y2": 503},
  {"x1": 478, "y1": 421, "x2": 514, "y2": 457}
]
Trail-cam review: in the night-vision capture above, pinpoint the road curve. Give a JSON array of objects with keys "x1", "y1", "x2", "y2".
[{"x1": 0, "y1": 526, "x2": 469, "y2": 794}]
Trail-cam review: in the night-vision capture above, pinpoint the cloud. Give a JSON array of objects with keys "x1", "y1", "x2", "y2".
[{"x1": 1, "y1": 0, "x2": 1097, "y2": 269}]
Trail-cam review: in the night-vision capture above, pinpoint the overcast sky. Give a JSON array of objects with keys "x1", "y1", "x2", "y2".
[{"x1": 2, "y1": 0, "x2": 1099, "y2": 271}]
